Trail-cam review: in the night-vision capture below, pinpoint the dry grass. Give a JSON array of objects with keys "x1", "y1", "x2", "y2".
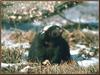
[
  {"x1": 83, "y1": 32, "x2": 99, "y2": 47},
  {"x1": 1, "y1": 61, "x2": 99, "y2": 74},
  {"x1": 26, "y1": 62, "x2": 99, "y2": 74},
  {"x1": 62, "y1": 29, "x2": 99, "y2": 48},
  {"x1": 1, "y1": 44, "x2": 99, "y2": 74},
  {"x1": 8, "y1": 30, "x2": 36, "y2": 43},
  {"x1": 1, "y1": 47, "x2": 24, "y2": 63}
]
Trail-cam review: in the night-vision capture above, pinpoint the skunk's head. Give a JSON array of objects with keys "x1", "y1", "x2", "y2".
[{"x1": 43, "y1": 25, "x2": 64, "y2": 38}]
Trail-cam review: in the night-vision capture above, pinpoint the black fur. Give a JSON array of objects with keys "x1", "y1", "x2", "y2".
[{"x1": 28, "y1": 25, "x2": 71, "y2": 64}]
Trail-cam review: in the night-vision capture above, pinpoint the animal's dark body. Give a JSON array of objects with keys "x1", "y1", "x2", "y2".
[{"x1": 28, "y1": 25, "x2": 72, "y2": 64}]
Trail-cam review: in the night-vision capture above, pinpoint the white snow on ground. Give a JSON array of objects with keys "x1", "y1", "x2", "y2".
[
  {"x1": 1, "y1": 62, "x2": 28, "y2": 68},
  {"x1": 70, "y1": 49, "x2": 80, "y2": 55},
  {"x1": 1, "y1": 30, "x2": 30, "y2": 49},
  {"x1": 76, "y1": 44, "x2": 87, "y2": 49},
  {"x1": 77, "y1": 57, "x2": 98, "y2": 67},
  {"x1": 2, "y1": 41, "x2": 30, "y2": 49},
  {"x1": 32, "y1": 20, "x2": 42, "y2": 26},
  {"x1": 1, "y1": 63, "x2": 15, "y2": 68},
  {"x1": 70, "y1": 48, "x2": 99, "y2": 67},
  {"x1": 19, "y1": 66, "x2": 31, "y2": 72},
  {"x1": 21, "y1": 51, "x2": 29, "y2": 62},
  {"x1": 71, "y1": 54, "x2": 99, "y2": 67},
  {"x1": 82, "y1": 28, "x2": 99, "y2": 35}
]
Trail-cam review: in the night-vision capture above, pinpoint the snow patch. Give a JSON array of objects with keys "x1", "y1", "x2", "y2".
[
  {"x1": 1, "y1": 63, "x2": 15, "y2": 68},
  {"x1": 21, "y1": 51, "x2": 29, "y2": 62},
  {"x1": 76, "y1": 44, "x2": 87, "y2": 49},
  {"x1": 82, "y1": 28, "x2": 98, "y2": 35},
  {"x1": 70, "y1": 49, "x2": 80, "y2": 55},
  {"x1": 20, "y1": 66, "x2": 31, "y2": 72},
  {"x1": 2, "y1": 41, "x2": 30, "y2": 49},
  {"x1": 1, "y1": 62, "x2": 28, "y2": 68},
  {"x1": 32, "y1": 20, "x2": 42, "y2": 26},
  {"x1": 77, "y1": 57, "x2": 99, "y2": 67},
  {"x1": 70, "y1": 47, "x2": 99, "y2": 67}
]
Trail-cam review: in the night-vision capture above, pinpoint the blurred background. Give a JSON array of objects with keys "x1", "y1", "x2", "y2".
[{"x1": 1, "y1": 1, "x2": 99, "y2": 74}]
